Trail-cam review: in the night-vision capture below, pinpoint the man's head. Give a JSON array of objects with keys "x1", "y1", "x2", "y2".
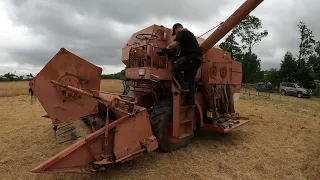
[{"x1": 172, "y1": 23, "x2": 183, "y2": 36}]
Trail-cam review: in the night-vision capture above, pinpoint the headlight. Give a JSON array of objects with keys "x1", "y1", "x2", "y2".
[{"x1": 138, "y1": 68, "x2": 145, "y2": 76}]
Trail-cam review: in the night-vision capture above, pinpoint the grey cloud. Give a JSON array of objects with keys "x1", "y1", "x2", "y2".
[
  {"x1": 2, "y1": 0, "x2": 320, "y2": 75},
  {"x1": 261, "y1": 61, "x2": 280, "y2": 70},
  {"x1": 3, "y1": 0, "x2": 234, "y2": 69},
  {"x1": 251, "y1": 0, "x2": 320, "y2": 65},
  {"x1": 31, "y1": 0, "x2": 232, "y2": 24}
]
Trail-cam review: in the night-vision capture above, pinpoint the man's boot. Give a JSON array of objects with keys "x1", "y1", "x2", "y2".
[{"x1": 181, "y1": 82, "x2": 190, "y2": 92}]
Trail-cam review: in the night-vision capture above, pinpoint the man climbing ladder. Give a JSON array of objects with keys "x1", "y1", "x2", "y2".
[{"x1": 159, "y1": 23, "x2": 203, "y2": 107}]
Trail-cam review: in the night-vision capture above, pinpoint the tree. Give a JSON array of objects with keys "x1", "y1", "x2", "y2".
[
  {"x1": 279, "y1": 52, "x2": 298, "y2": 82},
  {"x1": 315, "y1": 41, "x2": 320, "y2": 57},
  {"x1": 297, "y1": 21, "x2": 316, "y2": 63},
  {"x1": 231, "y1": 15, "x2": 268, "y2": 83},
  {"x1": 219, "y1": 31, "x2": 243, "y2": 61},
  {"x1": 101, "y1": 69, "x2": 125, "y2": 79},
  {"x1": 241, "y1": 52, "x2": 263, "y2": 83},
  {"x1": 28, "y1": 73, "x2": 34, "y2": 78},
  {"x1": 296, "y1": 21, "x2": 315, "y2": 88},
  {"x1": 265, "y1": 68, "x2": 280, "y2": 86},
  {"x1": 307, "y1": 41, "x2": 320, "y2": 80},
  {"x1": 233, "y1": 15, "x2": 268, "y2": 55},
  {"x1": 308, "y1": 55, "x2": 320, "y2": 80},
  {"x1": 3, "y1": 72, "x2": 17, "y2": 81}
]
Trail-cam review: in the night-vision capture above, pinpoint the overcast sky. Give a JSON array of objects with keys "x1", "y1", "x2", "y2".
[{"x1": 0, "y1": 0, "x2": 319, "y2": 75}]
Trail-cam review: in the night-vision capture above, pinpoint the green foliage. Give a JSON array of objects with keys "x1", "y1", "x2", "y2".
[
  {"x1": 1, "y1": 73, "x2": 22, "y2": 81},
  {"x1": 280, "y1": 52, "x2": 299, "y2": 82},
  {"x1": 264, "y1": 68, "x2": 280, "y2": 87},
  {"x1": 241, "y1": 52, "x2": 263, "y2": 83},
  {"x1": 220, "y1": 14, "x2": 267, "y2": 83},
  {"x1": 279, "y1": 53, "x2": 315, "y2": 89},
  {"x1": 219, "y1": 31, "x2": 243, "y2": 61},
  {"x1": 101, "y1": 69, "x2": 125, "y2": 79},
  {"x1": 218, "y1": 16, "x2": 319, "y2": 94},
  {"x1": 280, "y1": 21, "x2": 320, "y2": 88},
  {"x1": 0, "y1": 69, "x2": 126, "y2": 82},
  {"x1": 233, "y1": 15, "x2": 268, "y2": 54},
  {"x1": 296, "y1": 21, "x2": 316, "y2": 89},
  {"x1": 308, "y1": 42, "x2": 320, "y2": 80},
  {"x1": 278, "y1": 21, "x2": 320, "y2": 90},
  {"x1": 315, "y1": 41, "x2": 320, "y2": 56},
  {"x1": 297, "y1": 21, "x2": 316, "y2": 62},
  {"x1": 298, "y1": 64, "x2": 315, "y2": 89}
]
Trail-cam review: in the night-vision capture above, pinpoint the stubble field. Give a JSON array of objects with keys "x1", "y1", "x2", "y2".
[{"x1": 0, "y1": 80, "x2": 320, "y2": 180}]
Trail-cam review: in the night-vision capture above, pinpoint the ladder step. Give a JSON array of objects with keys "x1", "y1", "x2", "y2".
[
  {"x1": 179, "y1": 133, "x2": 192, "y2": 139},
  {"x1": 180, "y1": 119, "x2": 192, "y2": 125}
]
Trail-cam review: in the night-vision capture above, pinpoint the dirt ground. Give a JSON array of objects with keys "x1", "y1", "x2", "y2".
[{"x1": 0, "y1": 80, "x2": 320, "y2": 180}]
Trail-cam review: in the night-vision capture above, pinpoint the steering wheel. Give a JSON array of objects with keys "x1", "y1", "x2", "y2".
[{"x1": 136, "y1": 33, "x2": 157, "y2": 40}]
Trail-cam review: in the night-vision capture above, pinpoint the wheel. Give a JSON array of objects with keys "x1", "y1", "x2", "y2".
[
  {"x1": 149, "y1": 98, "x2": 192, "y2": 152},
  {"x1": 193, "y1": 108, "x2": 201, "y2": 135},
  {"x1": 281, "y1": 89, "x2": 286, "y2": 95},
  {"x1": 136, "y1": 33, "x2": 157, "y2": 40},
  {"x1": 297, "y1": 91, "x2": 302, "y2": 98}
]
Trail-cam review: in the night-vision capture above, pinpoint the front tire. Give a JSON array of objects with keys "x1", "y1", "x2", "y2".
[
  {"x1": 149, "y1": 98, "x2": 192, "y2": 152},
  {"x1": 297, "y1": 92, "x2": 302, "y2": 98}
]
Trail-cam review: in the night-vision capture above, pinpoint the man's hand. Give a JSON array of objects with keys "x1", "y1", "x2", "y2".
[
  {"x1": 161, "y1": 48, "x2": 168, "y2": 53},
  {"x1": 166, "y1": 41, "x2": 179, "y2": 50}
]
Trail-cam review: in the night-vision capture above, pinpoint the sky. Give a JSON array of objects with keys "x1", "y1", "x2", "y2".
[{"x1": 0, "y1": 0, "x2": 319, "y2": 76}]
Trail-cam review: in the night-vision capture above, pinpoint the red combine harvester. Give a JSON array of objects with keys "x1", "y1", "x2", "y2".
[{"x1": 29, "y1": 0, "x2": 264, "y2": 174}]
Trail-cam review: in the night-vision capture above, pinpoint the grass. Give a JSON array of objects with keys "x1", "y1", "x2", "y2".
[
  {"x1": 0, "y1": 80, "x2": 320, "y2": 180},
  {"x1": 99, "y1": 79, "x2": 124, "y2": 93},
  {"x1": 0, "y1": 81, "x2": 30, "y2": 97}
]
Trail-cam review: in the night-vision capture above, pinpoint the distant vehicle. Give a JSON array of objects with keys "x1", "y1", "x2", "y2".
[
  {"x1": 280, "y1": 82, "x2": 312, "y2": 98},
  {"x1": 256, "y1": 82, "x2": 272, "y2": 92}
]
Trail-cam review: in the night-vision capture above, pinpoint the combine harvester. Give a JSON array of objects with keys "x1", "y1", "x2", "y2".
[{"x1": 29, "y1": 0, "x2": 264, "y2": 174}]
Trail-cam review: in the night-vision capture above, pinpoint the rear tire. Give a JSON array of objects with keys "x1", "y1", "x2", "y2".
[
  {"x1": 281, "y1": 89, "x2": 286, "y2": 95},
  {"x1": 149, "y1": 98, "x2": 192, "y2": 152},
  {"x1": 193, "y1": 108, "x2": 201, "y2": 135}
]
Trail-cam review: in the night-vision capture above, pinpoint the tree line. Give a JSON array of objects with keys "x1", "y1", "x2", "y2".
[
  {"x1": 101, "y1": 69, "x2": 125, "y2": 79},
  {"x1": 219, "y1": 15, "x2": 320, "y2": 92},
  {"x1": 0, "y1": 71, "x2": 125, "y2": 82},
  {"x1": 0, "y1": 73, "x2": 34, "y2": 81}
]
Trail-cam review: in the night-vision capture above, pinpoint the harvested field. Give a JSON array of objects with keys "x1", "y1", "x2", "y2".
[
  {"x1": 0, "y1": 81, "x2": 30, "y2": 97},
  {"x1": 0, "y1": 80, "x2": 320, "y2": 180}
]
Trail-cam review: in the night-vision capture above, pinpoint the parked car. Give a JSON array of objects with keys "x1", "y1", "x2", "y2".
[
  {"x1": 280, "y1": 82, "x2": 312, "y2": 98},
  {"x1": 256, "y1": 82, "x2": 272, "y2": 92}
]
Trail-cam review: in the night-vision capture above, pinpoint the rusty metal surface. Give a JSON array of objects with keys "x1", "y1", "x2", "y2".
[
  {"x1": 125, "y1": 67, "x2": 172, "y2": 81},
  {"x1": 202, "y1": 119, "x2": 250, "y2": 133},
  {"x1": 31, "y1": 107, "x2": 158, "y2": 173},
  {"x1": 114, "y1": 107, "x2": 156, "y2": 159},
  {"x1": 231, "y1": 60, "x2": 243, "y2": 85},
  {"x1": 29, "y1": 48, "x2": 102, "y2": 125},
  {"x1": 114, "y1": 108, "x2": 152, "y2": 159},
  {"x1": 30, "y1": 80, "x2": 155, "y2": 173},
  {"x1": 172, "y1": 78, "x2": 182, "y2": 138},
  {"x1": 200, "y1": 47, "x2": 243, "y2": 86}
]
